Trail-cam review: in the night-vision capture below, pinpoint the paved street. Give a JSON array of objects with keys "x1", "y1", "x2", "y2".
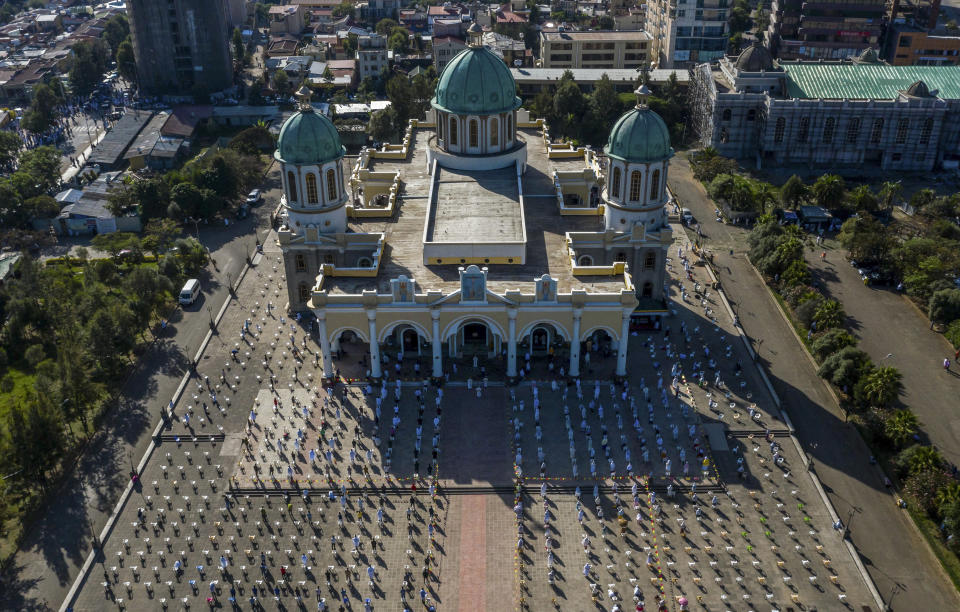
[
  {"x1": 668, "y1": 153, "x2": 960, "y2": 611},
  {"x1": 0, "y1": 166, "x2": 281, "y2": 611}
]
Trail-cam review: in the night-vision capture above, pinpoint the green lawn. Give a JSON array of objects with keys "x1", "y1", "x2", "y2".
[{"x1": 0, "y1": 366, "x2": 37, "y2": 417}]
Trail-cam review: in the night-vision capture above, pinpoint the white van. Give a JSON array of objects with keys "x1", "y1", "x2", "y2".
[{"x1": 179, "y1": 279, "x2": 201, "y2": 305}]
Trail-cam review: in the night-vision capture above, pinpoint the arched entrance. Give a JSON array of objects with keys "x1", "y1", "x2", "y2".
[
  {"x1": 402, "y1": 328, "x2": 419, "y2": 351},
  {"x1": 443, "y1": 316, "x2": 504, "y2": 359},
  {"x1": 585, "y1": 329, "x2": 614, "y2": 359},
  {"x1": 462, "y1": 323, "x2": 488, "y2": 353},
  {"x1": 531, "y1": 327, "x2": 549, "y2": 352}
]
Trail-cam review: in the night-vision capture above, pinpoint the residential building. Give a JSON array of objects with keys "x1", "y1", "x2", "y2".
[
  {"x1": 433, "y1": 35, "x2": 467, "y2": 72},
  {"x1": 269, "y1": 4, "x2": 306, "y2": 35},
  {"x1": 126, "y1": 0, "x2": 233, "y2": 95},
  {"x1": 510, "y1": 67, "x2": 689, "y2": 96},
  {"x1": 400, "y1": 9, "x2": 428, "y2": 31},
  {"x1": 433, "y1": 18, "x2": 466, "y2": 38},
  {"x1": 765, "y1": 0, "x2": 886, "y2": 60},
  {"x1": 645, "y1": 0, "x2": 728, "y2": 68},
  {"x1": 356, "y1": 33, "x2": 389, "y2": 80},
  {"x1": 222, "y1": 0, "x2": 249, "y2": 28},
  {"x1": 614, "y1": 7, "x2": 646, "y2": 32},
  {"x1": 539, "y1": 30, "x2": 651, "y2": 69},
  {"x1": 483, "y1": 30, "x2": 530, "y2": 67},
  {"x1": 689, "y1": 44, "x2": 960, "y2": 170},
  {"x1": 358, "y1": 0, "x2": 400, "y2": 21}
]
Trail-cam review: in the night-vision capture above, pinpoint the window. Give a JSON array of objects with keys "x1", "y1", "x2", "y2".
[
  {"x1": 326, "y1": 169, "x2": 337, "y2": 201},
  {"x1": 449, "y1": 117, "x2": 457, "y2": 145},
  {"x1": 722, "y1": 108, "x2": 731, "y2": 122},
  {"x1": 774, "y1": 117, "x2": 785, "y2": 143},
  {"x1": 615, "y1": 252, "x2": 628, "y2": 262},
  {"x1": 892, "y1": 152, "x2": 902, "y2": 161},
  {"x1": 720, "y1": 128, "x2": 728, "y2": 143},
  {"x1": 629, "y1": 171, "x2": 642, "y2": 202},
  {"x1": 798, "y1": 117, "x2": 809, "y2": 143},
  {"x1": 870, "y1": 118, "x2": 884, "y2": 144},
  {"x1": 823, "y1": 117, "x2": 835, "y2": 144},
  {"x1": 896, "y1": 118, "x2": 909, "y2": 144},
  {"x1": 747, "y1": 109, "x2": 756, "y2": 121},
  {"x1": 611, "y1": 166, "x2": 621, "y2": 199},
  {"x1": 298, "y1": 284, "x2": 310, "y2": 303},
  {"x1": 641, "y1": 282, "x2": 653, "y2": 298},
  {"x1": 469, "y1": 119, "x2": 478, "y2": 148},
  {"x1": 305, "y1": 173, "x2": 318, "y2": 204},
  {"x1": 649, "y1": 169, "x2": 661, "y2": 201},
  {"x1": 846, "y1": 118, "x2": 860, "y2": 144},
  {"x1": 323, "y1": 253, "x2": 335, "y2": 264},
  {"x1": 920, "y1": 117, "x2": 933, "y2": 145},
  {"x1": 287, "y1": 170, "x2": 297, "y2": 201},
  {"x1": 295, "y1": 253, "x2": 306, "y2": 271},
  {"x1": 644, "y1": 251, "x2": 656, "y2": 270},
  {"x1": 438, "y1": 115, "x2": 443, "y2": 140},
  {"x1": 577, "y1": 254, "x2": 593, "y2": 266},
  {"x1": 490, "y1": 118, "x2": 498, "y2": 146},
  {"x1": 506, "y1": 114, "x2": 512, "y2": 139}
]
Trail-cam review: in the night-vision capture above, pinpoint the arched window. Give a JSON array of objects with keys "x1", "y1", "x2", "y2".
[
  {"x1": 469, "y1": 120, "x2": 479, "y2": 148},
  {"x1": 438, "y1": 115, "x2": 444, "y2": 140},
  {"x1": 577, "y1": 254, "x2": 593, "y2": 266},
  {"x1": 798, "y1": 117, "x2": 809, "y2": 143},
  {"x1": 305, "y1": 173, "x2": 319, "y2": 204},
  {"x1": 747, "y1": 109, "x2": 756, "y2": 121},
  {"x1": 287, "y1": 170, "x2": 297, "y2": 201},
  {"x1": 611, "y1": 166, "x2": 621, "y2": 199},
  {"x1": 920, "y1": 117, "x2": 934, "y2": 145},
  {"x1": 506, "y1": 114, "x2": 512, "y2": 138},
  {"x1": 641, "y1": 282, "x2": 653, "y2": 298},
  {"x1": 629, "y1": 171, "x2": 642, "y2": 202},
  {"x1": 649, "y1": 169, "x2": 660, "y2": 201},
  {"x1": 490, "y1": 118, "x2": 498, "y2": 146},
  {"x1": 298, "y1": 283, "x2": 310, "y2": 303},
  {"x1": 870, "y1": 118, "x2": 884, "y2": 144},
  {"x1": 326, "y1": 169, "x2": 337, "y2": 201},
  {"x1": 644, "y1": 251, "x2": 656, "y2": 270},
  {"x1": 896, "y1": 118, "x2": 909, "y2": 144},
  {"x1": 823, "y1": 117, "x2": 835, "y2": 144},
  {"x1": 449, "y1": 117, "x2": 458, "y2": 145},
  {"x1": 846, "y1": 117, "x2": 861, "y2": 144},
  {"x1": 323, "y1": 253, "x2": 335, "y2": 264},
  {"x1": 774, "y1": 117, "x2": 785, "y2": 143},
  {"x1": 615, "y1": 252, "x2": 627, "y2": 262},
  {"x1": 722, "y1": 108, "x2": 732, "y2": 122},
  {"x1": 295, "y1": 253, "x2": 306, "y2": 271}
]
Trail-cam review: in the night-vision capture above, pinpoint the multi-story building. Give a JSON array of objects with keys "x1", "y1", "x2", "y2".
[
  {"x1": 884, "y1": 26, "x2": 960, "y2": 66},
  {"x1": 126, "y1": 0, "x2": 233, "y2": 95},
  {"x1": 358, "y1": 0, "x2": 400, "y2": 22},
  {"x1": 645, "y1": 0, "x2": 728, "y2": 68},
  {"x1": 765, "y1": 0, "x2": 886, "y2": 60},
  {"x1": 356, "y1": 33, "x2": 389, "y2": 80},
  {"x1": 539, "y1": 30, "x2": 651, "y2": 69},
  {"x1": 269, "y1": 4, "x2": 306, "y2": 36},
  {"x1": 689, "y1": 43, "x2": 960, "y2": 170},
  {"x1": 433, "y1": 35, "x2": 467, "y2": 72}
]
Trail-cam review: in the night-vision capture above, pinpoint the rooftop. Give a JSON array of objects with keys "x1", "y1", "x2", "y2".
[
  {"x1": 87, "y1": 109, "x2": 154, "y2": 168},
  {"x1": 782, "y1": 62, "x2": 960, "y2": 100},
  {"x1": 427, "y1": 166, "x2": 523, "y2": 243},
  {"x1": 319, "y1": 129, "x2": 626, "y2": 295},
  {"x1": 541, "y1": 30, "x2": 651, "y2": 41},
  {"x1": 510, "y1": 67, "x2": 689, "y2": 85}
]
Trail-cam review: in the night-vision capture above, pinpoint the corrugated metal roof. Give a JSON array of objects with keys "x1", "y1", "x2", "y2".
[{"x1": 783, "y1": 63, "x2": 960, "y2": 100}]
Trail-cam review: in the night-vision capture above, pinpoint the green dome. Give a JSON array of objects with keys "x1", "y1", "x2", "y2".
[
  {"x1": 604, "y1": 105, "x2": 674, "y2": 163},
  {"x1": 275, "y1": 107, "x2": 345, "y2": 165},
  {"x1": 432, "y1": 46, "x2": 522, "y2": 115}
]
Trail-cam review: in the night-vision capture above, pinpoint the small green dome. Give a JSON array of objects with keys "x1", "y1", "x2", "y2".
[
  {"x1": 604, "y1": 104, "x2": 674, "y2": 163},
  {"x1": 275, "y1": 107, "x2": 345, "y2": 165},
  {"x1": 432, "y1": 46, "x2": 521, "y2": 115}
]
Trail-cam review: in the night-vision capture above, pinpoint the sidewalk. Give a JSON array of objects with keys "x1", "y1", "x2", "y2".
[{"x1": 668, "y1": 156, "x2": 960, "y2": 611}]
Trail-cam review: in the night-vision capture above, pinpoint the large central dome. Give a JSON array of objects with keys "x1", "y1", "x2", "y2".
[
  {"x1": 275, "y1": 106, "x2": 345, "y2": 165},
  {"x1": 432, "y1": 46, "x2": 522, "y2": 116},
  {"x1": 605, "y1": 98, "x2": 673, "y2": 163}
]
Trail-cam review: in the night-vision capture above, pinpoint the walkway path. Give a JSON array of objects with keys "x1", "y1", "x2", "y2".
[{"x1": 668, "y1": 153, "x2": 960, "y2": 611}]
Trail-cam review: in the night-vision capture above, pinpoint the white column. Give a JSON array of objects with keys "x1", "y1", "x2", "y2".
[
  {"x1": 569, "y1": 308, "x2": 582, "y2": 378},
  {"x1": 431, "y1": 309, "x2": 443, "y2": 379},
  {"x1": 507, "y1": 308, "x2": 517, "y2": 378},
  {"x1": 616, "y1": 308, "x2": 631, "y2": 378},
  {"x1": 367, "y1": 309, "x2": 381, "y2": 379},
  {"x1": 317, "y1": 313, "x2": 333, "y2": 379}
]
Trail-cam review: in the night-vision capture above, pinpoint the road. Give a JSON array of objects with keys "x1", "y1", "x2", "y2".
[
  {"x1": 668, "y1": 153, "x2": 960, "y2": 611},
  {"x1": 0, "y1": 163, "x2": 282, "y2": 611}
]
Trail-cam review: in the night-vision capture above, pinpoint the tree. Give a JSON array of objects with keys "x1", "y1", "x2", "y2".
[
  {"x1": 906, "y1": 445, "x2": 943, "y2": 475},
  {"x1": 587, "y1": 74, "x2": 622, "y2": 135},
  {"x1": 24, "y1": 344, "x2": 45, "y2": 369},
  {"x1": 24, "y1": 195, "x2": 59, "y2": 218},
  {"x1": 810, "y1": 174, "x2": 846, "y2": 212},
  {"x1": 811, "y1": 328, "x2": 856, "y2": 362},
  {"x1": 812, "y1": 299, "x2": 845, "y2": 331},
  {"x1": 598, "y1": 15, "x2": 615, "y2": 29},
  {"x1": 0, "y1": 131, "x2": 22, "y2": 170},
  {"x1": 232, "y1": 28, "x2": 246, "y2": 66},
  {"x1": 862, "y1": 366, "x2": 903, "y2": 408},
  {"x1": 229, "y1": 125, "x2": 274, "y2": 155},
  {"x1": 375, "y1": 18, "x2": 398, "y2": 36},
  {"x1": 0, "y1": 181, "x2": 26, "y2": 228},
  {"x1": 553, "y1": 74, "x2": 587, "y2": 137},
  {"x1": 388, "y1": 27, "x2": 411, "y2": 53},
  {"x1": 69, "y1": 39, "x2": 110, "y2": 97},
  {"x1": 878, "y1": 181, "x2": 902, "y2": 216},
  {"x1": 367, "y1": 107, "x2": 399, "y2": 142},
  {"x1": 116, "y1": 38, "x2": 137, "y2": 83},
  {"x1": 386, "y1": 74, "x2": 415, "y2": 122},
  {"x1": 884, "y1": 409, "x2": 919, "y2": 448},
  {"x1": 928, "y1": 289, "x2": 960, "y2": 325},
  {"x1": 946, "y1": 319, "x2": 960, "y2": 349},
  {"x1": 273, "y1": 69, "x2": 290, "y2": 95},
  {"x1": 689, "y1": 148, "x2": 738, "y2": 183},
  {"x1": 102, "y1": 13, "x2": 130, "y2": 53},
  {"x1": 817, "y1": 346, "x2": 871, "y2": 392},
  {"x1": 837, "y1": 215, "x2": 895, "y2": 267},
  {"x1": 332, "y1": 1, "x2": 354, "y2": 18},
  {"x1": 778, "y1": 175, "x2": 806, "y2": 210},
  {"x1": 22, "y1": 83, "x2": 61, "y2": 134},
  {"x1": 143, "y1": 218, "x2": 181, "y2": 256},
  {"x1": 845, "y1": 184, "x2": 879, "y2": 214}
]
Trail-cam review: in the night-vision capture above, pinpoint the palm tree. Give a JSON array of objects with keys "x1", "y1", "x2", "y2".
[
  {"x1": 863, "y1": 366, "x2": 903, "y2": 409},
  {"x1": 811, "y1": 174, "x2": 846, "y2": 212},
  {"x1": 908, "y1": 445, "x2": 943, "y2": 474},
  {"x1": 885, "y1": 410, "x2": 919, "y2": 448},
  {"x1": 813, "y1": 299, "x2": 845, "y2": 331},
  {"x1": 878, "y1": 181, "x2": 902, "y2": 217},
  {"x1": 936, "y1": 481, "x2": 960, "y2": 513}
]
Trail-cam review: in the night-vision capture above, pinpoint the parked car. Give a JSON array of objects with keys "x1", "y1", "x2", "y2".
[{"x1": 245, "y1": 189, "x2": 262, "y2": 205}]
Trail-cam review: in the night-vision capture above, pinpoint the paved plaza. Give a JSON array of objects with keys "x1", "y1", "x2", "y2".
[{"x1": 64, "y1": 228, "x2": 877, "y2": 611}]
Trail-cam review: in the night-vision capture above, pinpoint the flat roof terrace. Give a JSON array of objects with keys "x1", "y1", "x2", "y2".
[{"x1": 428, "y1": 167, "x2": 522, "y2": 243}]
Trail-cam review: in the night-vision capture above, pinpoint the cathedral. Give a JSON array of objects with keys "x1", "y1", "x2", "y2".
[{"x1": 276, "y1": 31, "x2": 675, "y2": 382}]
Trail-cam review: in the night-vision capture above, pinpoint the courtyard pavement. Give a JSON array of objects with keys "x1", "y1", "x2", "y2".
[{"x1": 61, "y1": 224, "x2": 877, "y2": 611}]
